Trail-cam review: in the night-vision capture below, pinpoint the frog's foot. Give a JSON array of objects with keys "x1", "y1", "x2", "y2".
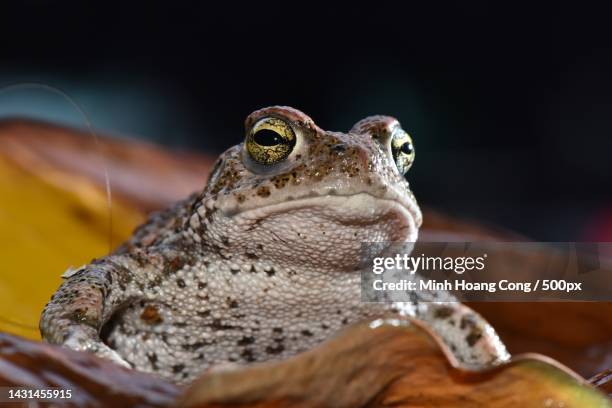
[
  {"x1": 63, "y1": 326, "x2": 132, "y2": 369},
  {"x1": 414, "y1": 302, "x2": 510, "y2": 367}
]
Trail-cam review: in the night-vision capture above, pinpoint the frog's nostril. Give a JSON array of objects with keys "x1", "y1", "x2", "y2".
[{"x1": 373, "y1": 131, "x2": 393, "y2": 147}]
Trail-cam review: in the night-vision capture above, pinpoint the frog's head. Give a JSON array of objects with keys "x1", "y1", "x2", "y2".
[{"x1": 190, "y1": 106, "x2": 422, "y2": 271}]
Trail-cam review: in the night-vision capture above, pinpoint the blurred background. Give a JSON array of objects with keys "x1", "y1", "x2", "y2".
[{"x1": 1, "y1": 1, "x2": 611, "y2": 241}]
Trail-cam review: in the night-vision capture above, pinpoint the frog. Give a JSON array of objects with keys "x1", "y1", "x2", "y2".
[{"x1": 40, "y1": 106, "x2": 509, "y2": 384}]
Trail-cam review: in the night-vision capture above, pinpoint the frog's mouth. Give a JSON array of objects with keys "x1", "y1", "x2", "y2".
[
  {"x1": 231, "y1": 191, "x2": 420, "y2": 243},
  {"x1": 223, "y1": 192, "x2": 419, "y2": 270}
]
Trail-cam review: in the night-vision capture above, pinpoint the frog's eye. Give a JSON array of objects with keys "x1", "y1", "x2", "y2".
[
  {"x1": 390, "y1": 129, "x2": 415, "y2": 176},
  {"x1": 246, "y1": 117, "x2": 296, "y2": 165}
]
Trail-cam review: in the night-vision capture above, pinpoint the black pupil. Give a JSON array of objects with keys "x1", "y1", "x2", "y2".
[
  {"x1": 253, "y1": 129, "x2": 283, "y2": 146},
  {"x1": 400, "y1": 142, "x2": 413, "y2": 155}
]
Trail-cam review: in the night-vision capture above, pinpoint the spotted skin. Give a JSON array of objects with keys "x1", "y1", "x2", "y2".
[{"x1": 40, "y1": 106, "x2": 509, "y2": 384}]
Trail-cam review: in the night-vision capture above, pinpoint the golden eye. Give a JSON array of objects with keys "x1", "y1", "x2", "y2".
[
  {"x1": 246, "y1": 117, "x2": 296, "y2": 165},
  {"x1": 391, "y1": 130, "x2": 415, "y2": 176}
]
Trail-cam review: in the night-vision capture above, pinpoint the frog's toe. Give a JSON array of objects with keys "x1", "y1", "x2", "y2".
[
  {"x1": 93, "y1": 344, "x2": 132, "y2": 369},
  {"x1": 62, "y1": 328, "x2": 132, "y2": 369}
]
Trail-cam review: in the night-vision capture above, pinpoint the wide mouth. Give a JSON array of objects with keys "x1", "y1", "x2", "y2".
[{"x1": 228, "y1": 192, "x2": 421, "y2": 242}]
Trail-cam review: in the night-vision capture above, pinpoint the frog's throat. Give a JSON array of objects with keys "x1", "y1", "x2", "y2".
[{"x1": 228, "y1": 192, "x2": 420, "y2": 243}]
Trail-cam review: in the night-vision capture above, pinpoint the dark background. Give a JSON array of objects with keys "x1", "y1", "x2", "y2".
[{"x1": 1, "y1": 2, "x2": 611, "y2": 240}]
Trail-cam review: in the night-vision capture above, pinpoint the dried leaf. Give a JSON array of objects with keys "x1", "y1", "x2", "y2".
[
  {"x1": 178, "y1": 319, "x2": 610, "y2": 407},
  {"x1": 0, "y1": 332, "x2": 180, "y2": 407},
  {"x1": 0, "y1": 154, "x2": 143, "y2": 339}
]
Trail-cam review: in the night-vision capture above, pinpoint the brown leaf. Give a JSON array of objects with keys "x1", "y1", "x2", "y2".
[
  {"x1": 470, "y1": 302, "x2": 612, "y2": 379},
  {"x1": 0, "y1": 118, "x2": 214, "y2": 212},
  {"x1": 178, "y1": 318, "x2": 610, "y2": 407},
  {"x1": 0, "y1": 319, "x2": 608, "y2": 407},
  {"x1": 0, "y1": 332, "x2": 180, "y2": 407}
]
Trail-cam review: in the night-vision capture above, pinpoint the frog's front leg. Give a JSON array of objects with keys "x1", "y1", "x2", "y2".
[
  {"x1": 399, "y1": 302, "x2": 510, "y2": 367},
  {"x1": 39, "y1": 256, "x2": 141, "y2": 368}
]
